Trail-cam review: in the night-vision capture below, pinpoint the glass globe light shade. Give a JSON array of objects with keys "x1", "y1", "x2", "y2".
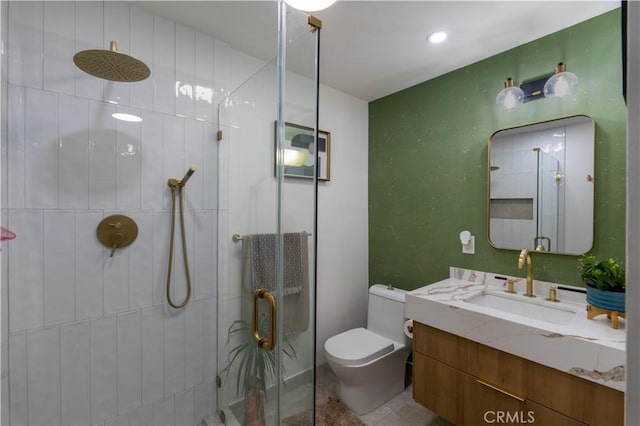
[
  {"x1": 284, "y1": 0, "x2": 337, "y2": 11},
  {"x1": 496, "y1": 78, "x2": 524, "y2": 110},
  {"x1": 543, "y1": 63, "x2": 578, "y2": 98}
]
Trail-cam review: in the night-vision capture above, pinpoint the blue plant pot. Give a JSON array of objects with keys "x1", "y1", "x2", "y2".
[{"x1": 586, "y1": 286, "x2": 626, "y2": 313}]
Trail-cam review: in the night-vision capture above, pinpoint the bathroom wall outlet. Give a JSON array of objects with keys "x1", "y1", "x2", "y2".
[{"x1": 462, "y1": 236, "x2": 475, "y2": 254}]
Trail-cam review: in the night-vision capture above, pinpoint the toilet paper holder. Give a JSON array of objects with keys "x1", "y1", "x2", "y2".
[{"x1": 404, "y1": 319, "x2": 414, "y2": 338}]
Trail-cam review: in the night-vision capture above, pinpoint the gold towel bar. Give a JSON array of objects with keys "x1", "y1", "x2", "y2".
[{"x1": 232, "y1": 232, "x2": 312, "y2": 242}]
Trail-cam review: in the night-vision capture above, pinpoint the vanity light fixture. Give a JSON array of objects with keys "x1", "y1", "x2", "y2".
[
  {"x1": 543, "y1": 62, "x2": 579, "y2": 98},
  {"x1": 496, "y1": 62, "x2": 578, "y2": 109},
  {"x1": 495, "y1": 78, "x2": 524, "y2": 110}
]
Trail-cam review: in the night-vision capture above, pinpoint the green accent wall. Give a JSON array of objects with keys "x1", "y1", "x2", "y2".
[{"x1": 369, "y1": 10, "x2": 627, "y2": 290}]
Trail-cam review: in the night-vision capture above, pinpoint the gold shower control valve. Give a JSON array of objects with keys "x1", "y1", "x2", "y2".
[{"x1": 97, "y1": 215, "x2": 138, "y2": 258}]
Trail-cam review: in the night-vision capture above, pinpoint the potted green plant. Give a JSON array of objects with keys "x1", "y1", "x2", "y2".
[
  {"x1": 220, "y1": 313, "x2": 296, "y2": 426},
  {"x1": 578, "y1": 254, "x2": 626, "y2": 312}
]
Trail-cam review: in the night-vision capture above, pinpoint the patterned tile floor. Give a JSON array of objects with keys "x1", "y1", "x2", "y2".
[{"x1": 317, "y1": 368, "x2": 453, "y2": 426}]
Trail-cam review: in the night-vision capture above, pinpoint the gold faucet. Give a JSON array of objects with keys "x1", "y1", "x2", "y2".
[{"x1": 517, "y1": 249, "x2": 535, "y2": 297}]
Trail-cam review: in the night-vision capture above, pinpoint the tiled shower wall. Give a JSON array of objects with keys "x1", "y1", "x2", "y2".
[{"x1": 2, "y1": 2, "x2": 229, "y2": 425}]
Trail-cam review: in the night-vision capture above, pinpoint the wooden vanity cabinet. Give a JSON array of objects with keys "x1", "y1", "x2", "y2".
[{"x1": 413, "y1": 322, "x2": 624, "y2": 425}]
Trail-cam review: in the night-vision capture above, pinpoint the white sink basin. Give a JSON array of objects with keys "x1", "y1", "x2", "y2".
[{"x1": 463, "y1": 292, "x2": 576, "y2": 325}]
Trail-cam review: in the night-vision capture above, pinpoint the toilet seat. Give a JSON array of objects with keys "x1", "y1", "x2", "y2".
[{"x1": 325, "y1": 327, "x2": 396, "y2": 366}]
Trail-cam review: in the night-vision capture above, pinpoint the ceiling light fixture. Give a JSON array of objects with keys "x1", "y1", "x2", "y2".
[
  {"x1": 427, "y1": 31, "x2": 448, "y2": 44},
  {"x1": 497, "y1": 62, "x2": 578, "y2": 110},
  {"x1": 284, "y1": 0, "x2": 337, "y2": 12}
]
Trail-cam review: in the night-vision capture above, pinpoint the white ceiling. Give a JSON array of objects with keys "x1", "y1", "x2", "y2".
[{"x1": 139, "y1": 1, "x2": 619, "y2": 102}]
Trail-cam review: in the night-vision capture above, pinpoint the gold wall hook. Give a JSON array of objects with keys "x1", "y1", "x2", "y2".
[{"x1": 97, "y1": 215, "x2": 138, "y2": 257}]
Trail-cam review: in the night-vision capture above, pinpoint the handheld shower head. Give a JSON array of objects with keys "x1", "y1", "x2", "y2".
[
  {"x1": 168, "y1": 166, "x2": 197, "y2": 189},
  {"x1": 180, "y1": 166, "x2": 197, "y2": 187}
]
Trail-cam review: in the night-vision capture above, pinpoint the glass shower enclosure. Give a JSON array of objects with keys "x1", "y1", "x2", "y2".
[{"x1": 216, "y1": 3, "x2": 319, "y2": 425}]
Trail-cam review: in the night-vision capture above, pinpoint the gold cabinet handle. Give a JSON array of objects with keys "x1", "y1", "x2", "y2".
[
  {"x1": 476, "y1": 379, "x2": 524, "y2": 402},
  {"x1": 252, "y1": 288, "x2": 277, "y2": 351}
]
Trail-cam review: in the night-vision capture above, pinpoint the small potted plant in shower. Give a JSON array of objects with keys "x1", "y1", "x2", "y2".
[
  {"x1": 578, "y1": 254, "x2": 626, "y2": 313},
  {"x1": 221, "y1": 314, "x2": 296, "y2": 426}
]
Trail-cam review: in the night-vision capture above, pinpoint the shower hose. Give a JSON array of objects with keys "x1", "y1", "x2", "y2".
[{"x1": 166, "y1": 167, "x2": 195, "y2": 309}]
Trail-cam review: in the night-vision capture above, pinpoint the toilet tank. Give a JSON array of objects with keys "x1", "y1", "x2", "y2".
[{"x1": 367, "y1": 284, "x2": 407, "y2": 343}]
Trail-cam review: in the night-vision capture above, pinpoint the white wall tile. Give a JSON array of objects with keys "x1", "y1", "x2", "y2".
[
  {"x1": 117, "y1": 311, "x2": 142, "y2": 414},
  {"x1": 153, "y1": 398, "x2": 174, "y2": 426},
  {"x1": 130, "y1": 211, "x2": 153, "y2": 310},
  {"x1": 106, "y1": 413, "x2": 131, "y2": 426},
  {"x1": 91, "y1": 315, "x2": 118, "y2": 425},
  {"x1": 44, "y1": 210, "x2": 76, "y2": 325},
  {"x1": 44, "y1": 1, "x2": 75, "y2": 95},
  {"x1": 76, "y1": 211, "x2": 105, "y2": 320},
  {"x1": 164, "y1": 308, "x2": 185, "y2": 397},
  {"x1": 213, "y1": 40, "x2": 231, "y2": 109},
  {"x1": 153, "y1": 16, "x2": 175, "y2": 115},
  {"x1": 8, "y1": 332, "x2": 28, "y2": 426},
  {"x1": 175, "y1": 25, "x2": 195, "y2": 119},
  {"x1": 8, "y1": 1, "x2": 43, "y2": 89},
  {"x1": 59, "y1": 94, "x2": 90, "y2": 208},
  {"x1": 8, "y1": 84, "x2": 26, "y2": 209},
  {"x1": 203, "y1": 123, "x2": 219, "y2": 210},
  {"x1": 104, "y1": 210, "x2": 130, "y2": 315},
  {"x1": 152, "y1": 211, "x2": 171, "y2": 306},
  {"x1": 141, "y1": 111, "x2": 165, "y2": 210},
  {"x1": 193, "y1": 381, "x2": 213, "y2": 425},
  {"x1": 116, "y1": 106, "x2": 142, "y2": 209},
  {"x1": 174, "y1": 389, "x2": 194, "y2": 426},
  {"x1": 184, "y1": 120, "x2": 204, "y2": 210},
  {"x1": 195, "y1": 32, "x2": 215, "y2": 123},
  {"x1": 163, "y1": 115, "x2": 185, "y2": 209},
  {"x1": 202, "y1": 297, "x2": 217, "y2": 383},
  {"x1": 61, "y1": 320, "x2": 91, "y2": 426},
  {"x1": 194, "y1": 211, "x2": 216, "y2": 299},
  {"x1": 142, "y1": 307, "x2": 164, "y2": 406},
  {"x1": 75, "y1": 1, "x2": 104, "y2": 100},
  {"x1": 25, "y1": 88, "x2": 58, "y2": 208},
  {"x1": 130, "y1": 405, "x2": 153, "y2": 426},
  {"x1": 8, "y1": 210, "x2": 44, "y2": 332},
  {"x1": 103, "y1": 1, "x2": 131, "y2": 105},
  {"x1": 28, "y1": 326, "x2": 61, "y2": 426},
  {"x1": 89, "y1": 101, "x2": 117, "y2": 208},
  {"x1": 130, "y1": 5, "x2": 154, "y2": 111},
  {"x1": 185, "y1": 300, "x2": 204, "y2": 389},
  {"x1": 172, "y1": 211, "x2": 193, "y2": 306}
]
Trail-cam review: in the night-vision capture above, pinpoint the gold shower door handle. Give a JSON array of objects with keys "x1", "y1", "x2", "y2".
[{"x1": 252, "y1": 288, "x2": 277, "y2": 351}]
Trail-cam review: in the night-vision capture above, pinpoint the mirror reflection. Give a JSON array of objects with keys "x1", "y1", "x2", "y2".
[{"x1": 488, "y1": 115, "x2": 594, "y2": 255}]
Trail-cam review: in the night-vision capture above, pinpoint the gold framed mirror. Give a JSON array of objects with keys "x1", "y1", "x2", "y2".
[{"x1": 488, "y1": 115, "x2": 595, "y2": 254}]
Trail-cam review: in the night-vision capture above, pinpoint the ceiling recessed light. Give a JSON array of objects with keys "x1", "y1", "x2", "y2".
[{"x1": 427, "y1": 31, "x2": 448, "y2": 44}]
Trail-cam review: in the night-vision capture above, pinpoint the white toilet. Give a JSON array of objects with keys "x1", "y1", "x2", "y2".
[{"x1": 324, "y1": 284, "x2": 410, "y2": 415}]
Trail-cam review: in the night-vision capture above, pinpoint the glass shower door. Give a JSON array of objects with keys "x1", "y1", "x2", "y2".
[{"x1": 216, "y1": 3, "x2": 319, "y2": 425}]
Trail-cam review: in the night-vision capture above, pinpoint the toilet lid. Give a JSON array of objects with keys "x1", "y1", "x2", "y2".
[{"x1": 324, "y1": 328, "x2": 394, "y2": 366}]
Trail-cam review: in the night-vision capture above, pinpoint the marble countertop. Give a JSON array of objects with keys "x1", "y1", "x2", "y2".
[{"x1": 405, "y1": 267, "x2": 626, "y2": 392}]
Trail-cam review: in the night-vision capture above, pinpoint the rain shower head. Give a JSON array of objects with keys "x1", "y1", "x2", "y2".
[{"x1": 73, "y1": 41, "x2": 150, "y2": 82}]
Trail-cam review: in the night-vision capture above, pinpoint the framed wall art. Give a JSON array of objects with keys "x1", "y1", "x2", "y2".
[{"x1": 276, "y1": 121, "x2": 331, "y2": 181}]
